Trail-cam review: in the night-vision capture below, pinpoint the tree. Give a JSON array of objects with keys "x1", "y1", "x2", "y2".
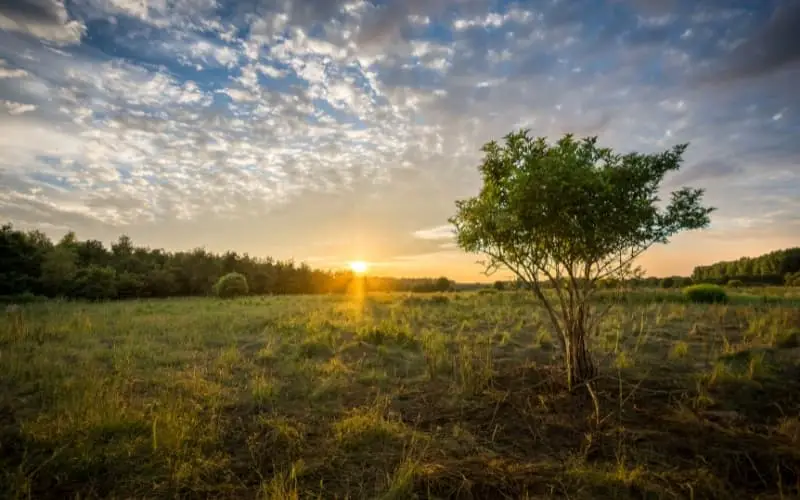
[
  {"x1": 434, "y1": 276, "x2": 452, "y2": 292},
  {"x1": 449, "y1": 131, "x2": 713, "y2": 389},
  {"x1": 72, "y1": 266, "x2": 118, "y2": 300},
  {"x1": 40, "y1": 246, "x2": 78, "y2": 296}
]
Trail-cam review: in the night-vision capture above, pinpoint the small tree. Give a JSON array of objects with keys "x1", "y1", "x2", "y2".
[
  {"x1": 450, "y1": 131, "x2": 713, "y2": 389},
  {"x1": 214, "y1": 272, "x2": 249, "y2": 298}
]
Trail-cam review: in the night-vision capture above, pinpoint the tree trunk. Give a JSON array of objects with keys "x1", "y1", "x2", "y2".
[{"x1": 566, "y1": 326, "x2": 596, "y2": 390}]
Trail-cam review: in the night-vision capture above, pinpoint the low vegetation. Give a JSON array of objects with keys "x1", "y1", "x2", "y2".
[
  {"x1": 2, "y1": 289, "x2": 799, "y2": 499},
  {"x1": 684, "y1": 283, "x2": 729, "y2": 304},
  {"x1": 214, "y1": 272, "x2": 249, "y2": 298}
]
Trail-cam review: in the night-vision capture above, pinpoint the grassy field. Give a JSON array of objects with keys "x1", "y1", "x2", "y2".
[{"x1": 1, "y1": 290, "x2": 799, "y2": 499}]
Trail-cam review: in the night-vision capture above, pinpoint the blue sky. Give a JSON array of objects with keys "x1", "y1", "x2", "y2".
[{"x1": 0, "y1": 0, "x2": 798, "y2": 279}]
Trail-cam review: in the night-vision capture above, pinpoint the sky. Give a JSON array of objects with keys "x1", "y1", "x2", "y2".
[{"x1": 0, "y1": 0, "x2": 798, "y2": 281}]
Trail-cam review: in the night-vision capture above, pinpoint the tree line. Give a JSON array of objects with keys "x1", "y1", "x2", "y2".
[
  {"x1": 0, "y1": 224, "x2": 454, "y2": 301},
  {"x1": 692, "y1": 247, "x2": 800, "y2": 285}
]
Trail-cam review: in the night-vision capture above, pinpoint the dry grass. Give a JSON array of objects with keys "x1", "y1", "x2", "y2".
[{"x1": 1, "y1": 291, "x2": 798, "y2": 499}]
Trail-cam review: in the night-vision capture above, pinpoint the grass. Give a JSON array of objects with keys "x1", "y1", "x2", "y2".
[{"x1": 1, "y1": 291, "x2": 799, "y2": 499}]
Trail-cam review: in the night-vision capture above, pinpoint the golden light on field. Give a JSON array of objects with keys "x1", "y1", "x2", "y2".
[{"x1": 349, "y1": 261, "x2": 369, "y2": 274}]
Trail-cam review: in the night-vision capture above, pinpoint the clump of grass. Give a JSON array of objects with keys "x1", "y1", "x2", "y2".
[
  {"x1": 669, "y1": 341, "x2": 689, "y2": 359},
  {"x1": 257, "y1": 461, "x2": 303, "y2": 500},
  {"x1": 251, "y1": 375, "x2": 280, "y2": 406},
  {"x1": 333, "y1": 397, "x2": 409, "y2": 450},
  {"x1": 421, "y1": 329, "x2": 451, "y2": 378},
  {"x1": 453, "y1": 336, "x2": 494, "y2": 395},
  {"x1": 356, "y1": 321, "x2": 418, "y2": 348},
  {"x1": 684, "y1": 284, "x2": 728, "y2": 304}
]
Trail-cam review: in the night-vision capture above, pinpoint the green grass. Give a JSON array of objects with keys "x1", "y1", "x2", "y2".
[{"x1": 1, "y1": 292, "x2": 799, "y2": 499}]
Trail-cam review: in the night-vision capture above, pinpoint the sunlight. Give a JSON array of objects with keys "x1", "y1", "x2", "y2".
[{"x1": 349, "y1": 261, "x2": 369, "y2": 274}]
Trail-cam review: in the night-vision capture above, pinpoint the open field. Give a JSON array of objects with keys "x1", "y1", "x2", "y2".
[{"x1": 2, "y1": 290, "x2": 799, "y2": 499}]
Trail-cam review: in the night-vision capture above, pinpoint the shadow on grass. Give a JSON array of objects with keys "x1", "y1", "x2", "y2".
[{"x1": 387, "y1": 364, "x2": 800, "y2": 500}]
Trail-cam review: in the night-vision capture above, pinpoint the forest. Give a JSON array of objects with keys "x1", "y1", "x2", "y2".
[
  {"x1": 692, "y1": 247, "x2": 800, "y2": 285},
  {"x1": 0, "y1": 224, "x2": 453, "y2": 301}
]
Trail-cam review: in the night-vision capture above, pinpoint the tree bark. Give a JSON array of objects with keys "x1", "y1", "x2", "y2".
[{"x1": 566, "y1": 326, "x2": 596, "y2": 390}]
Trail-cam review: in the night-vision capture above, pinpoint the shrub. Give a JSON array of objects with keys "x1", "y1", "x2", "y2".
[
  {"x1": 214, "y1": 272, "x2": 249, "y2": 298},
  {"x1": 727, "y1": 279, "x2": 744, "y2": 288},
  {"x1": 683, "y1": 284, "x2": 728, "y2": 304}
]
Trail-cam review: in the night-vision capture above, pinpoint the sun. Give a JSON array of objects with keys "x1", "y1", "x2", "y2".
[{"x1": 349, "y1": 261, "x2": 369, "y2": 274}]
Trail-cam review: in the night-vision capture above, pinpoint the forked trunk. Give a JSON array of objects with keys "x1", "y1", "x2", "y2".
[{"x1": 566, "y1": 326, "x2": 596, "y2": 391}]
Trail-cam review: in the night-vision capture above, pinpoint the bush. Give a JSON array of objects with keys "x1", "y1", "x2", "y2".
[
  {"x1": 214, "y1": 272, "x2": 249, "y2": 298},
  {"x1": 727, "y1": 279, "x2": 744, "y2": 288},
  {"x1": 683, "y1": 284, "x2": 728, "y2": 304}
]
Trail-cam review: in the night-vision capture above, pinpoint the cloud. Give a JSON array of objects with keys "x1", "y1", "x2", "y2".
[
  {"x1": 1, "y1": 100, "x2": 36, "y2": 114},
  {"x1": 413, "y1": 225, "x2": 455, "y2": 240},
  {"x1": 710, "y1": 1, "x2": 800, "y2": 82},
  {"x1": 0, "y1": 0, "x2": 85, "y2": 44},
  {"x1": 668, "y1": 158, "x2": 743, "y2": 186}
]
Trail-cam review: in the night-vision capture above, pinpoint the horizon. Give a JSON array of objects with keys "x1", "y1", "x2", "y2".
[{"x1": 1, "y1": 0, "x2": 798, "y2": 281}]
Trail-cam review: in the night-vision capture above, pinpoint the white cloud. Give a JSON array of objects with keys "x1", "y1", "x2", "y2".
[
  {"x1": 2, "y1": 101, "x2": 36, "y2": 115},
  {"x1": 0, "y1": 63, "x2": 29, "y2": 79},
  {"x1": 453, "y1": 8, "x2": 534, "y2": 31},
  {"x1": 0, "y1": 0, "x2": 85, "y2": 44},
  {"x1": 413, "y1": 225, "x2": 455, "y2": 240}
]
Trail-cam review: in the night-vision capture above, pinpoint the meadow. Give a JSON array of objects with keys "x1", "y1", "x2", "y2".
[{"x1": 1, "y1": 289, "x2": 799, "y2": 499}]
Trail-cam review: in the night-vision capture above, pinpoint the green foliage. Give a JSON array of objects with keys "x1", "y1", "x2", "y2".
[
  {"x1": 683, "y1": 284, "x2": 728, "y2": 304},
  {"x1": 449, "y1": 130, "x2": 713, "y2": 387},
  {"x1": 450, "y1": 132, "x2": 713, "y2": 277},
  {"x1": 39, "y1": 246, "x2": 78, "y2": 296},
  {"x1": 493, "y1": 280, "x2": 506, "y2": 291},
  {"x1": 72, "y1": 266, "x2": 118, "y2": 300},
  {"x1": 693, "y1": 247, "x2": 800, "y2": 285},
  {"x1": 214, "y1": 272, "x2": 249, "y2": 298},
  {"x1": 727, "y1": 279, "x2": 744, "y2": 288}
]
